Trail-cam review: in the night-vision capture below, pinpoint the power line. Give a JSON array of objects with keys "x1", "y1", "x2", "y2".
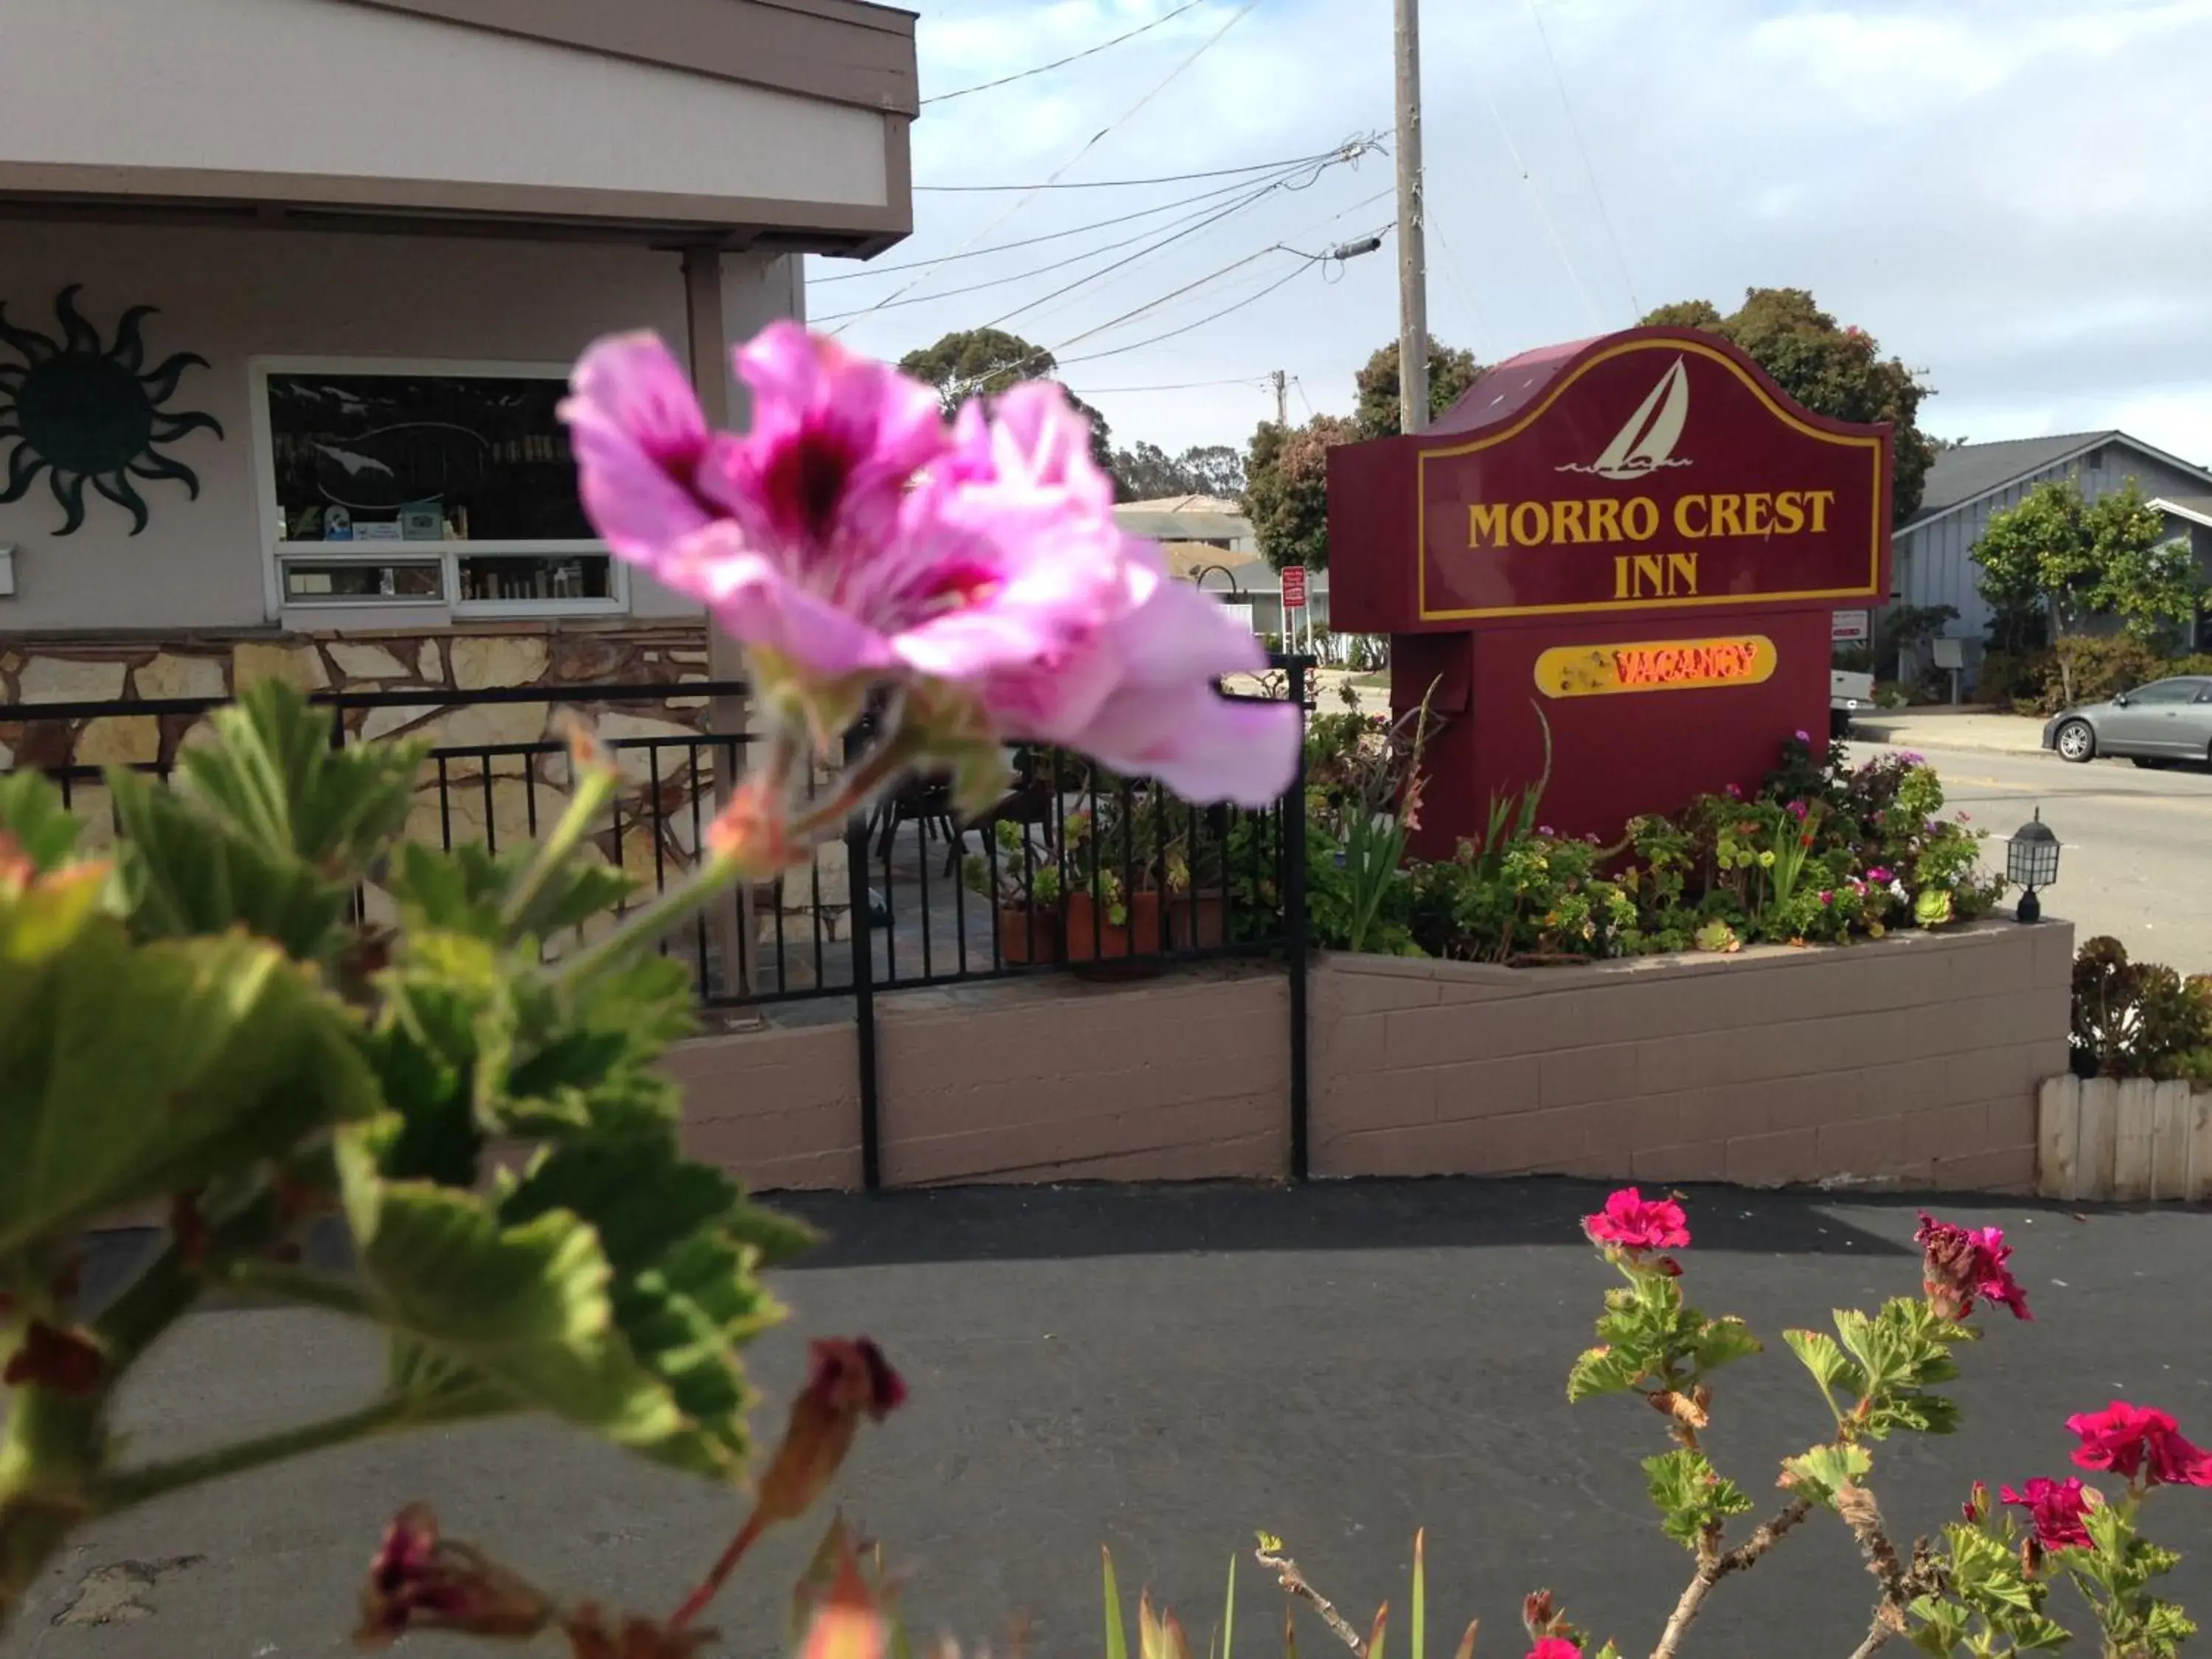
[
  {"x1": 813, "y1": 170, "x2": 1303, "y2": 323},
  {"x1": 1066, "y1": 376, "x2": 1274, "y2": 393},
  {"x1": 1528, "y1": 1, "x2": 1639, "y2": 317},
  {"x1": 815, "y1": 147, "x2": 1368, "y2": 326},
  {"x1": 830, "y1": 0, "x2": 1264, "y2": 332},
  {"x1": 922, "y1": 0, "x2": 1212, "y2": 105},
  {"x1": 1058, "y1": 260, "x2": 1340, "y2": 367},
  {"x1": 810, "y1": 162, "x2": 1336, "y2": 285},
  {"x1": 1472, "y1": 69, "x2": 1599, "y2": 330},
  {"x1": 915, "y1": 148, "x2": 1346, "y2": 195}
]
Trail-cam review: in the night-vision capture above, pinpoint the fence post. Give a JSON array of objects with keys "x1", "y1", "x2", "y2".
[
  {"x1": 844, "y1": 725, "x2": 882, "y2": 1192},
  {"x1": 1285, "y1": 657, "x2": 1310, "y2": 1180}
]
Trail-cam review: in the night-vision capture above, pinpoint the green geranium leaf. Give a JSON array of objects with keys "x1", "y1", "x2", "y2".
[
  {"x1": 1868, "y1": 1391, "x2": 1961, "y2": 1438},
  {"x1": 1782, "y1": 1328, "x2": 1855, "y2": 1391},
  {"x1": 1780, "y1": 1442, "x2": 1871, "y2": 1506},
  {"x1": 171, "y1": 681, "x2": 422, "y2": 877},
  {"x1": 111, "y1": 769, "x2": 353, "y2": 961},
  {"x1": 337, "y1": 1130, "x2": 744, "y2": 1479},
  {"x1": 1643, "y1": 1450, "x2": 1753, "y2": 1550},
  {"x1": 0, "y1": 915, "x2": 378, "y2": 1253},
  {"x1": 0, "y1": 770, "x2": 86, "y2": 872},
  {"x1": 1689, "y1": 1315, "x2": 1761, "y2": 1372},
  {"x1": 1566, "y1": 1344, "x2": 1646, "y2": 1402}
]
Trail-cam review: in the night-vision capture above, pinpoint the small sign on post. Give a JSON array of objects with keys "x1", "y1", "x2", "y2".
[
  {"x1": 1831, "y1": 609, "x2": 1871, "y2": 644},
  {"x1": 1281, "y1": 565, "x2": 1308, "y2": 611}
]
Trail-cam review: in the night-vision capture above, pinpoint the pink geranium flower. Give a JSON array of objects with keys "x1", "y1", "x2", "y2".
[
  {"x1": 1526, "y1": 1642, "x2": 1579, "y2": 1659},
  {"x1": 1999, "y1": 1477, "x2": 2093, "y2": 1549},
  {"x1": 2067, "y1": 1402, "x2": 2212, "y2": 1488},
  {"x1": 1583, "y1": 1187, "x2": 1691, "y2": 1254},
  {"x1": 561, "y1": 327, "x2": 1296, "y2": 805},
  {"x1": 1914, "y1": 1212, "x2": 2031, "y2": 1321}
]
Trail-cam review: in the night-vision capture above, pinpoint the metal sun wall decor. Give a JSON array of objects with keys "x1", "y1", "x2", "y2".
[{"x1": 0, "y1": 285, "x2": 223, "y2": 535}]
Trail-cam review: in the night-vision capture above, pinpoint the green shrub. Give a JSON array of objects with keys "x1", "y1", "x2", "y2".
[
  {"x1": 1974, "y1": 647, "x2": 2051, "y2": 708},
  {"x1": 2071, "y1": 936, "x2": 2212, "y2": 1082},
  {"x1": 2046, "y1": 633, "x2": 2170, "y2": 709}
]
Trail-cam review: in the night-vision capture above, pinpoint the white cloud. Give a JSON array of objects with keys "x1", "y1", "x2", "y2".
[{"x1": 817, "y1": 0, "x2": 2212, "y2": 466}]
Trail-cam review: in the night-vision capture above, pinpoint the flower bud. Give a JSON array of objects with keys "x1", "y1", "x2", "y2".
[
  {"x1": 756, "y1": 1338, "x2": 908, "y2": 1526},
  {"x1": 355, "y1": 1503, "x2": 553, "y2": 1647}
]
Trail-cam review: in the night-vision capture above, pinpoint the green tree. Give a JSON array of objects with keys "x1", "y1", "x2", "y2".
[
  {"x1": 1970, "y1": 478, "x2": 2202, "y2": 703},
  {"x1": 897, "y1": 327, "x2": 1114, "y2": 475},
  {"x1": 1243, "y1": 414, "x2": 1356, "y2": 571},
  {"x1": 1639, "y1": 288, "x2": 1937, "y2": 524},
  {"x1": 1108, "y1": 440, "x2": 1246, "y2": 502},
  {"x1": 1352, "y1": 335, "x2": 1484, "y2": 438}
]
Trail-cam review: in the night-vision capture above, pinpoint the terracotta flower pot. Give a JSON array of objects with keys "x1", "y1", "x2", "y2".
[
  {"x1": 1164, "y1": 891, "x2": 1228, "y2": 950},
  {"x1": 994, "y1": 902, "x2": 1063, "y2": 965},
  {"x1": 1062, "y1": 888, "x2": 1165, "y2": 963}
]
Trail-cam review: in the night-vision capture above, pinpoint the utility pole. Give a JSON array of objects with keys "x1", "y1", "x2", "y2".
[
  {"x1": 1394, "y1": 0, "x2": 1430, "y2": 436},
  {"x1": 1271, "y1": 368, "x2": 1288, "y2": 428}
]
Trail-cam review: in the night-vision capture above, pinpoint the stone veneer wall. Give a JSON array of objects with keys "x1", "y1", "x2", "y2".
[{"x1": 0, "y1": 621, "x2": 852, "y2": 955}]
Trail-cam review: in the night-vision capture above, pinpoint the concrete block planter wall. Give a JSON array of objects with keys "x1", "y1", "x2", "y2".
[
  {"x1": 2037, "y1": 1075, "x2": 2212, "y2": 1202},
  {"x1": 667, "y1": 919, "x2": 2073, "y2": 1195}
]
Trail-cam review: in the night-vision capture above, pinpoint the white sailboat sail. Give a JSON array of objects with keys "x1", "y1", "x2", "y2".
[{"x1": 1558, "y1": 356, "x2": 1693, "y2": 478}]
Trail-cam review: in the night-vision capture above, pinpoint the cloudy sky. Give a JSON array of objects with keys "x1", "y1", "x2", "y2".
[{"x1": 813, "y1": 0, "x2": 2212, "y2": 470}]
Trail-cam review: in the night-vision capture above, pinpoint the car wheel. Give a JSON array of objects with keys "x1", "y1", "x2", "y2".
[{"x1": 2055, "y1": 720, "x2": 2096, "y2": 762}]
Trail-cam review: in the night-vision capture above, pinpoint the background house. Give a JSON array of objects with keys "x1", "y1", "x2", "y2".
[
  {"x1": 1122, "y1": 495, "x2": 1335, "y2": 641},
  {"x1": 1893, "y1": 431, "x2": 2212, "y2": 678}
]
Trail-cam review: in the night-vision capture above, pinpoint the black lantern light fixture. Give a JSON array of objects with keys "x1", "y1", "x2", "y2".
[{"x1": 2006, "y1": 807, "x2": 2061, "y2": 923}]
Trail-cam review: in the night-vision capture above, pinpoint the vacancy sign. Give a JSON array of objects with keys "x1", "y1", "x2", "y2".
[{"x1": 1281, "y1": 565, "x2": 1309, "y2": 611}]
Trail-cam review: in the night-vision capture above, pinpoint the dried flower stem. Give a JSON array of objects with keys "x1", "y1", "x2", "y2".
[
  {"x1": 1254, "y1": 1541, "x2": 1367, "y2": 1657},
  {"x1": 1650, "y1": 1497, "x2": 1814, "y2": 1659},
  {"x1": 1834, "y1": 1483, "x2": 1927, "y2": 1659}
]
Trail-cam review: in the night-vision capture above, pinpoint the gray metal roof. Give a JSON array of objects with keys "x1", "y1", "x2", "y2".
[{"x1": 1908, "y1": 431, "x2": 2117, "y2": 525}]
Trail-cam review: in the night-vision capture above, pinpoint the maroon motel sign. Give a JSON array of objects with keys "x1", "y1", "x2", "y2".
[{"x1": 1326, "y1": 327, "x2": 1893, "y2": 856}]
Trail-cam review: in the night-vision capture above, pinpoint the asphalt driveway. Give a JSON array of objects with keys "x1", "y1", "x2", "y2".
[{"x1": 16, "y1": 1180, "x2": 2212, "y2": 1658}]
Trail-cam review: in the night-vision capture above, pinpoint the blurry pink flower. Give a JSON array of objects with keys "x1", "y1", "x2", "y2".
[
  {"x1": 1526, "y1": 1641, "x2": 1579, "y2": 1659},
  {"x1": 1793, "y1": 728, "x2": 1811, "y2": 742},
  {"x1": 1723, "y1": 782, "x2": 1743, "y2": 799},
  {"x1": 1818, "y1": 889, "x2": 1833, "y2": 905},
  {"x1": 1866, "y1": 866, "x2": 1893, "y2": 884},
  {"x1": 2000, "y1": 1477, "x2": 2093, "y2": 1549},
  {"x1": 1787, "y1": 799, "x2": 1809, "y2": 821},
  {"x1": 1583, "y1": 1186, "x2": 1690, "y2": 1254},
  {"x1": 2067, "y1": 1402, "x2": 2212, "y2": 1489},
  {"x1": 563, "y1": 327, "x2": 1114, "y2": 688},
  {"x1": 1914, "y1": 1213, "x2": 2031, "y2": 1321},
  {"x1": 563, "y1": 327, "x2": 1295, "y2": 804}
]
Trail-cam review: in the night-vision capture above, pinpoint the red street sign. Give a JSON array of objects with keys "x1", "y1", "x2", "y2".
[{"x1": 1281, "y1": 565, "x2": 1308, "y2": 611}]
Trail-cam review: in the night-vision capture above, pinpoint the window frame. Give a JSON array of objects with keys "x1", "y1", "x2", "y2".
[
  {"x1": 2127, "y1": 678, "x2": 2205, "y2": 706},
  {"x1": 249, "y1": 355, "x2": 627, "y2": 621}
]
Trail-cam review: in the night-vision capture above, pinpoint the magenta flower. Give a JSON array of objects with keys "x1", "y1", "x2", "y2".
[
  {"x1": 2067, "y1": 1402, "x2": 2212, "y2": 1489},
  {"x1": 1787, "y1": 799, "x2": 1809, "y2": 821},
  {"x1": 2000, "y1": 1477, "x2": 2093, "y2": 1549},
  {"x1": 561, "y1": 327, "x2": 1295, "y2": 804},
  {"x1": 1865, "y1": 865, "x2": 1893, "y2": 884},
  {"x1": 1583, "y1": 1186, "x2": 1690, "y2": 1254},
  {"x1": 1724, "y1": 782, "x2": 1743, "y2": 799},
  {"x1": 1913, "y1": 1212, "x2": 2031, "y2": 1322},
  {"x1": 1793, "y1": 728, "x2": 1810, "y2": 742},
  {"x1": 1526, "y1": 1642, "x2": 1579, "y2": 1659}
]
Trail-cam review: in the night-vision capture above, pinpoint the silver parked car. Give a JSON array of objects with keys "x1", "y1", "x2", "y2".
[{"x1": 2042, "y1": 675, "x2": 2212, "y2": 766}]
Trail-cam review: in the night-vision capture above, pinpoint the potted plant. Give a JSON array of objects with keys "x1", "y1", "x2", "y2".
[
  {"x1": 1060, "y1": 805, "x2": 1164, "y2": 964},
  {"x1": 961, "y1": 820, "x2": 1064, "y2": 964}
]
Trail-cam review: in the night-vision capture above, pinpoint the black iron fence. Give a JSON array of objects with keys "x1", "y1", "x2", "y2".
[{"x1": 1, "y1": 658, "x2": 1316, "y2": 1174}]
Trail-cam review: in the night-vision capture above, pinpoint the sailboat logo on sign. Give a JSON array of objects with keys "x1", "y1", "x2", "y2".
[{"x1": 1557, "y1": 356, "x2": 1693, "y2": 480}]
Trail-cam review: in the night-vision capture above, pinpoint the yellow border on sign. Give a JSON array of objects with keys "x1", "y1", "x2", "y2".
[
  {"x1": 1416, "y1": 337, "x2": 1887, "y2": 622},
  {"x1": 1534, "y1": 635, "x2": 1778, "y2": 698}
]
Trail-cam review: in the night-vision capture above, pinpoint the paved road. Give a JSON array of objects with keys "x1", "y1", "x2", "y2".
[
  {"x1": 1851, "y1": 740, "x2": 2212, "y2": 975},
  {"x1": 15, "y1": 1184, "x2": 2212, "y2": 1658}
]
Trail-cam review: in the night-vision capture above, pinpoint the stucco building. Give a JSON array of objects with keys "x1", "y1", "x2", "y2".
[{"x1": 0, "y1": 0, "x2": 917, "y2": 741}]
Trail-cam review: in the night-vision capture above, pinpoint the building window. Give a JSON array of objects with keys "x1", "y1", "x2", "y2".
[{"x1": 256, "y1": 361, "x2": 624, "y2": 616}]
